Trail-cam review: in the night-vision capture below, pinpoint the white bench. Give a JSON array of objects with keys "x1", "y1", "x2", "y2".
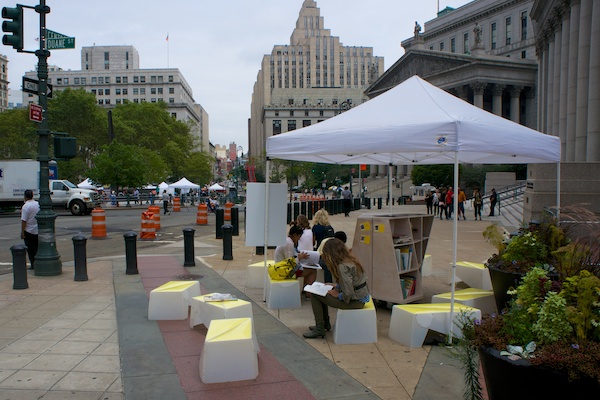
[
  {"x1": 389, "y1": 303, "x2": 481, "y2": 348},
  {"x1": 148, "y1": 280, "x2": 201, "y2": 320},
  {"x1": 333, "y1": 297, "x2": 377, "y2": 344},
  {"x1": 432, "y1": 288, "x2": 496, "y2": 315},
  {"x1": 455, "y1": 261, "x2": 492, "y2": 290},
  {"x1": 246, "y1": 260, "x2": 273, "y2": 289},
  {"x1": 421, "y1": 254, "x2": 433, "y2": 277},
  {"x1": 266, "y1": 277, "x2": 301, "y2": 309},
  {"x1": 199, "y1": 317, "x2": 258, "y2": 383}
]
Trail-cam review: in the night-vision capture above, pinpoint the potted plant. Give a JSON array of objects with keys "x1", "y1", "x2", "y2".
[
  {"x1": 455, "y1": 207, "x2": 600, "y2": 400},
  {"x1": 483, "y1": 218, "x2": 568, "y2": 310}
]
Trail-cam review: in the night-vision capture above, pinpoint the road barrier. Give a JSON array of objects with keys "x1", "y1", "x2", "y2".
[
  {"x1": 149, "y1": 205, "x2": 161, "y2": 230},
  {"x1": 173, "y1": 197, "x2": 181, "y2": 212},
  {"x1": 140, "y1": 211, "x2": 156, "y2": 240},
  {"x1": 91, "y1": 208, "x2": 107, "y2": 238},
  {"x1": 224, "y1": 201, "x2": 233, "y2": 221},
  {"x1": 197, "y1": 203, "x2": 208, "y2": 225}
]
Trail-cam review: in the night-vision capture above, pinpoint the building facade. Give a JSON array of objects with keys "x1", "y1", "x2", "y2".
[
  {"x1": 0, "y1": 54, "x2": 8, "y2": 112},
  {"x1": 23, "y1": 45, "x2": 209, "y2": 151},
  {"x1": 249, "y1": 0, "x2": 384, "y2": 159}
]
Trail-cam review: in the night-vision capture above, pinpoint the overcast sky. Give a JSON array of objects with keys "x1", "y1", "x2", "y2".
[{"x1": 6, "y1": 0, "x2": 472, "y2": 150}]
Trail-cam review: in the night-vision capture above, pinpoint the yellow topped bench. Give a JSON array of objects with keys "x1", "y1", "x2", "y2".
[
  {"x1": 455, "y1": 261, "x2": 492, "y2": 290},
  {"x1": 432, "y1": 288, "x2": 496, "y2": 315},
  {"x1": 246, "y1": 260, "x2": 274, "y2": 289},
  {"x1": 333, "y1": 297, "x2": 377, "y2": 344},
  {"x1": 148, "y1": 280, "x2": 200, "y2": 320}
]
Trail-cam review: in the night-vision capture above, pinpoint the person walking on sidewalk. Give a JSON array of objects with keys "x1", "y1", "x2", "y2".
[
  {"x1": 162, "y1": 190, "x2": 171, "y2": 215},
  {"x1": 21, "y1": 189, "x2": 40, "y2": 270},
  {"x1": 341, "y1": 186, "x2": 352, "y2": 217},
  {"x1": 303, "y1": 238, "x2": 370, "y2": 338},
  {"x1": 473, "y1": 187, "x2": 483, "y2": 220},
  {"x1": 488, "y1": 188, "x2": 497, "y2": 216}
]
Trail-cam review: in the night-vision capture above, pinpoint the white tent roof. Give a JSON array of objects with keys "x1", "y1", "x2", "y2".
[
  {"x1": 267, "y1": 75, "x2": 560, "y2": 165},
  {"x1": 158, "y1": 182, "x2": 169, "y2": 190},
  {"x1": 208, "y1": 183, "x2": 226, "y2": 191},
  {"x1": 168, "y1": 177, "x2": 200, "y2": 189},
  {"x1": 77, "y1": 178, "x2": 97, "y2": 189}
]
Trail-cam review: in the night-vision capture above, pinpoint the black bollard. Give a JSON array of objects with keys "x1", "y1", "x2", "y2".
[
  {"x1": 231, "y1": 207, "x2": 239, "y2": 236},
  {"x1": 222, "y1": 224, "x2": 233, "y2": 260},
  {"x1": 287, "y1": 203, "x2": 292, "y2": 224},
  {"x1": 183, "y1": 227, "x2": 196, "y2": 266},
  {"x1": 216, "y1": 208, "x2": 224, "y2": 239},
  {"x1": 378, "y1": 197, "x2": 383, "y2": 209},
  {"x1": 10, "y1": 244, "x2": 28, "y2": 290},
  {"x1": 72, "y1": 235, "x2": 88, "y2": 281},
  {"x1": 123, "y1": 231, "x2": 138, "y2": 275},
  {"x1": 256, "y1": 246, "x2": 264, "y2": 255}
]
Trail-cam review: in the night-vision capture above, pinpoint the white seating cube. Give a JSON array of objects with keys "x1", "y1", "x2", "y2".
[
  {"x1": 455, "y1": 261, "x2": 492, "y2": 290},
  {"x1": 432, "y1": 288, "x2": 497, "y2": 315},
  {"x1": 199, "y1": 317, "x2": 258, "y2": 383},
  {"x1": 389, "y1": 303, "x2": 481, "y2": 348},
  {"x1": 421, "y1": 254, "x2": 433, "y2": 277},
  {"x1": 148, "y1": 280, "x2": 201, "y2": 320},
  {"x1": 333, "y1": 297, "x2": 377, "y2": 344},
  {"x1": 266, "y1": 277, "x2": 301, "y2": 309},
  {"x1": 246, "y1": 260, "x2": 273, "y2": 289}
]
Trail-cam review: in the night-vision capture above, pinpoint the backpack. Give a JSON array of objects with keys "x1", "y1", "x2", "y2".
[{"x1": 268, "y1": 257, "x2": 299, "y2": 280}]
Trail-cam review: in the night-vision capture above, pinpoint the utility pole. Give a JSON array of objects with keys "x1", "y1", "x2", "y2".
[{"x1": 34, "y1": 0, "x2": 62, "y2": 275}]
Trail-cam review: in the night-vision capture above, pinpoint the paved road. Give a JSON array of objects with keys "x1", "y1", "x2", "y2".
[{"x1": 0, "y1": 204, "x2": 221, "y2": 275}]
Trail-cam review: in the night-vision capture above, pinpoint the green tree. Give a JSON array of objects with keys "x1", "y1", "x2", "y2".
[
  {"x1": 0, "y1": 108, "x2": 38, "y2": 159},
  {"x1": 87, "y1": 141, "x2": 147, "y2": 189},
  {"x1": 181, "y1": 151, "x2": 213, "y2": 185}
]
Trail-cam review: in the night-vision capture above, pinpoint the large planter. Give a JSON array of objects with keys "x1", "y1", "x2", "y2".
[
  {"x1": 486, "y1": 264, "x2": 524, "y2": 311},
  {"x1": 479, "y1": 346, "x2": 599, "y2": 400}
]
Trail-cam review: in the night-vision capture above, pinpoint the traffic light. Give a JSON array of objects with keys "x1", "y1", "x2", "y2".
[{"x1": 2, "y1": 5, "x2": 23, "y2": 51}]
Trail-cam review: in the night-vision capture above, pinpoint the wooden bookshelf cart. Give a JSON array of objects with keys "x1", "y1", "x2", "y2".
[{"x1": 352, "y1": 214, "x2": 434, "y2": 304}]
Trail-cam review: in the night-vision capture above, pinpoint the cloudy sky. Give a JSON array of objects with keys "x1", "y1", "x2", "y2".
[{"x1": 6, "y1": 0, "x2": 472, "y2": 150}]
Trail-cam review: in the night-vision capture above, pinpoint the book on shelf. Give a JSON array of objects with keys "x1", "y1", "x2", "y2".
[
  {"x1": 393, "y1": 235, "x2": 411, "y2": 244},
  {"x1": 304, "y1": 282, "x2": 334, "y2": 297},
  {"x1": 400, "y1": 276, "x2": 417, "y2": 298},
  {"x1": 395, "y1": 247, "x2": 412, "y2": 271}
]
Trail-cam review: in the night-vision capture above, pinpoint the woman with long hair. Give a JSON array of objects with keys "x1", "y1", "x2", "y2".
[{"x1": 303, "y1": 238, "x2": 370, "y2": 338}]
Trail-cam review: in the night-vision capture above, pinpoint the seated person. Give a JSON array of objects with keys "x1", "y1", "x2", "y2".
[
  {"x1": 303, "y1": 238, "x2": 370, "y2": 338},
  {"x1": 317, "y1": 231, "x2": 348, "y2": 283},
  {"x1": 274, "y1": 225, "x2": 317, "y2": 293}
]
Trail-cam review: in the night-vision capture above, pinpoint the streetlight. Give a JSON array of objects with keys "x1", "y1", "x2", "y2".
[{"x1": 236, "y1": 146, "x2": 243, "y2": 191}]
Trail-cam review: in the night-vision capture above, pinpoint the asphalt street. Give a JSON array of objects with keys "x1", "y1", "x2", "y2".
[{"x1": 0, "y1": 204, "x2": 218, "y2": 275}]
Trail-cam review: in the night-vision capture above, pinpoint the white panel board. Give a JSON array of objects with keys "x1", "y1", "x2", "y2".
[{"x1": 245, "y1": 182, "x2": 287, "y2": 247}]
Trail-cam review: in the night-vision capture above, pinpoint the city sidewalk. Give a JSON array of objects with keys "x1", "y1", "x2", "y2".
[{"x1": 0, "y1": 204, "x2": 498, "y2": 399}]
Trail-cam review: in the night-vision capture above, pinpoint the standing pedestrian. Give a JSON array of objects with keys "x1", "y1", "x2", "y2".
[
  {"x1": 425, "y1": 192, "x2": 433, "y2": 214},
  {"x1": 488, "y1": 188, "x2": 497, "y2": 216},
  {"x1": 21, "y1": 189, "x2": 40, "y2": 270},
  {"x1": 341, "y1": 186, "x2": 352, "y2": 217},
  {"x1": 457, "y1": 188, "x2": 466, "y2": 220},
  {"x1": 162, "y1": 190, "x2": 171, "y2": 215},
  {"x1": 473, "y1": 188, "x2": 483, "y2": 220}
]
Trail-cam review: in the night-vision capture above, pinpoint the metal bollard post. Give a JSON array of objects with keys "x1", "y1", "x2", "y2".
[
  {"x1": 216, "y1": 208, "x2": 224, "y2": 239},
  {"x1": 231, "y1": 207, "x2": 239, "y2": 236},
  {"x1": 183, "y1": 227, "x2": 196, "y2": 266},
  {"x1": 72, "y1": 235, "x2": 88, "y2": 281},
  {"x1": 222, "y1": 224, "x2": 233, "y2": 260},
  {"x1": 123, "y1": 231, "x2": 138, "y2": 275},
  {"x1": 10, "y1": 244, "x2": 28, "y2": 290},
  {"x1": 256, "y1": 246, "x2": 264, "y2": 255},
  {"x1": 378, "y1": 197, "x2": 382, "y2": 209}
]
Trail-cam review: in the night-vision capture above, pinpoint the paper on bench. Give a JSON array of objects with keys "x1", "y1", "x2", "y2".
[{"x1": 304, "y1": 282, "x2": 334, "y2": 297}]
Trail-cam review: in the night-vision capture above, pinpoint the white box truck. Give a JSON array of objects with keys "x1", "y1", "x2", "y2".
[{"x1": 0, "y1": 160, "x2": 99, "y2": 216}]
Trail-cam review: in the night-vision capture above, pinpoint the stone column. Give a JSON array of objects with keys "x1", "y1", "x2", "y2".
[
  {"x1": 576, "y1": 0, "x2": 592, "y2": 161},
  {"x1": 509, "y1": 86, "x2": 523, "y2": 123},
  {"x1": 552, "y1": 19, "x2": 562, "y2": 138},
  {"x1": 587, "y1": 1, "x2": 600, "y2": 161},
  {"x1": 525, "y1": 88, "x2": 537, "y2": 130},
  {"x1": 457, "y1": 86, "x2": 469, "y2": 102},
  {"x1": 492, "y1": 84, "x2": 504, "y2": 116},
  {"x1": 567, "y1": 1, "x2": 581, "y2": 162},
  {"x1": 546, "y1": 36, "x2": 555, "y2": 133},
  {"x1": 559, "y1": 7, "x2": 570, "y2": 156},
  {"x1": 471, "y1": 82, "x2": 487, "y2": 108},
  {"x1": 537, "y1": 46, "x2": 546, "y2": 133}
]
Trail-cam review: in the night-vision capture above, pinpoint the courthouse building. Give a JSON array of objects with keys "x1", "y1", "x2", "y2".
[
  {"x1": 23, "y1": 45, "x2": 209, "y2": 151},
  {"x1": 249, "y1": 0, "x2": 384, "y2": 159},
  {"x1": 366, "y1": 0, "x2": 600, "y2": 219}
]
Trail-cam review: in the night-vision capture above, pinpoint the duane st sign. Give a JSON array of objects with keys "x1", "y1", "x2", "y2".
[{"x1": 46, "y1": 29, "x2": 75, "y2": 50}]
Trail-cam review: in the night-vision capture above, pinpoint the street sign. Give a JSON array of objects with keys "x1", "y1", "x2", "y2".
[
  {"x1": 46, "y1": 29, "x2": 75, "y2": 50},
  {"x1": 29, "y1": 103, "x2": 43, "y2": 122},
  {"x1": 22, "y1": 77, "x2": 53, "y2": 98}
]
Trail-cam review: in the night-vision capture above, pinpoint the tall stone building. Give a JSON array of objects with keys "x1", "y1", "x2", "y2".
[
  {"x1": 23, "y1": 45, "x2": 209, "y2": 151},
  {"x1": 249, "y1": 0, "x2": 384, "y2": 159},
  {"x1": 366, "y1": 0, "x2": 600, "y2": 220},
  {"x1": 0, "y1": 54, "x2": 8, "y2": 112}
]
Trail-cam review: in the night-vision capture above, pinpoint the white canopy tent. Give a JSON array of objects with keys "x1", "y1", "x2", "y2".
[
  {"x1": 266, "y1": 75, "x2": 561, "y2": 339},
  {"x1": 77, "y1": 178, "x2": 97, "y2": 189},
  {"x1": 208, "y1": 183, "x2": 226, "y2": 192},
  {"x1": 168, "y1": 177, "x2": 200, "y2": 190}
]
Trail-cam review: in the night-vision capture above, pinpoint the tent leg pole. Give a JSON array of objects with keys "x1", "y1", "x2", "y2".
[
  {"x1": 448, "y1": 152, "x2": 459, "y2": 344},
  {"x1": 263, "y1": 159, "x2": 271, "y2": 302},
  {"x1": 556, "y1": 162, "x2": 561, "y2": 221}
]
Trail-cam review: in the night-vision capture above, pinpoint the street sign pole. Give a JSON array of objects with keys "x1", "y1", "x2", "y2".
[{"x1": 34, "y1": 0, "x2": 61, "y2": 276}]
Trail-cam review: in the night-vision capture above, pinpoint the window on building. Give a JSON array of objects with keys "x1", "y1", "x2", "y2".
[
  {"x1": 133, "y1": 88, "x2": 139, "y2": 95},
  {"x1": 521, "y1": 11, "x2": 527, "y2": 41},
  {"x1": 122, "y1": 76, "x2": 128, "y2": 83},
  {"x1": 168, "y1": 75, "x2": 174, "y2": 82},
  {"x1": 288, "y1": 120, "x2": 296, "y2": 131},
  {"x1": 439, "y1": 42, "x2": 445, "y2": 51},
  {"x1": 303, "y1": 120, "x2": 311, "y2": 127},
  {"x1": 169, "y1": 87, "x2": 174, "y2": 94},
  {"x1": 116, "y1": 77, "x2": 121, "y2": 83},
  {"x1": 305, "y1": 110, "x2": 309, "y2": 116},
  {"x1": 140, "y1": 88, "x2": 145, "y2": 95},
  {"x1": 122, "y1": 88, "x2": 128, "y2": 95},
  {"x1": 57, "y1": 78, "x2": 62, "y2": 84},
  {"x1": 91, "y1": 89, "x2": 96, "y2": 95},
  {"x1": 140, "y1": 76, "x2": 146, "y2": 83},
  {"x1": 158, "y1": 76, "x2": 163, "y2": 83},
  {"x1": 81, "y1": 77, "x2": 86, "y2": 84},
  {"x1": 98, "y1": 99, "x2": 103, "y2": 104},
  {"x1": 157, "y1": 88, "x2": 163, "y2": 94},
  {"x1": 506, "y1": 17, "x2": 512, "y2": 45},
  {"x1": 288, "y1": 98, "x2": 294, "y2": 105},
  {"x1": 151, "y1": 76, "x2": 157, "y2": 83},
  {"x1": 169, "y1": 98, "x2": 174, "y2": 103},
  {"x1": 332, "y1": 99, "x2": 338, "y2": 105},
  {"x1": 273, "y1": 120, "x2": 281, "y2": 135},
  {"x1": 290, "y1": 110, "x2": 294, "y2": 116},
  {"x1": 97, "y1": 90, "x2": 103, "y2": 96},
  {"x1": 105, "y1": 99, "x2": 110, "y2": 105},
  {"x1": 303, "y1": 98, "x2": 308, "y2": 105},
  {"x1": 116, "y1": 88, "x2": 121, "y2": 95},
  {"x1": 133, "y1": 76, "x2": 139, "y2": 83},
  {"x1": 104, "y1": 52, "x2": 109, "y2": 70},
  {"x1": 463, "y1": 33, "x2": 469, "y2": 53},
  {"x1": 151, "y1": 98, "x2": 156, "y2": 103},
  {"x1": 116, "y1": 99, "x2": 121, "y2": 104},
  {"x1": 429, "y1": 45, "x2": 434, "y2": 50},
  {"x1": 171, "y1": 112, "x2": 177, "y2": 118},
  {"x1": 317, "y1": 99, "x2": 323, "y2": 105},
  {"x1": 92, "y1": 77, "x2": 97, "y2": 84},
  {"x1": 521, "y1": 50, "x2": 526, "y2": 58},
  {"x1": 105, "y1": 77, "x2": 110, "y2": 83},
  {"x1": 151, "y1": 88, "x2": 157, "y2": 94},
  {"x1": 491, "y1": 22, "x2": 497, "y2": 49},
  {"x1": 98, "y1": 77, "x2": 104, "y2": 84},
  {"x1": 134, "y1": 99, "x2": 139, "y2": 103},
  {"x1": 451, "y1": 37, "x2": 456, "y2": 53},
  {"x1": 105, "y1": 89, "x2": 110, "y2": 95},
  {"x1": 74, "y1": 78, "x2": 80, "y2": 84},
  {"x1": 319, "y1": 110, "x2": 324, "y2": 117}
]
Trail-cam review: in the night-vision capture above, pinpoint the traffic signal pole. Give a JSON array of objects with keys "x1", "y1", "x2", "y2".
[{"x1": 33, "y1": 0, "x2": 61, "y2": 276}]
